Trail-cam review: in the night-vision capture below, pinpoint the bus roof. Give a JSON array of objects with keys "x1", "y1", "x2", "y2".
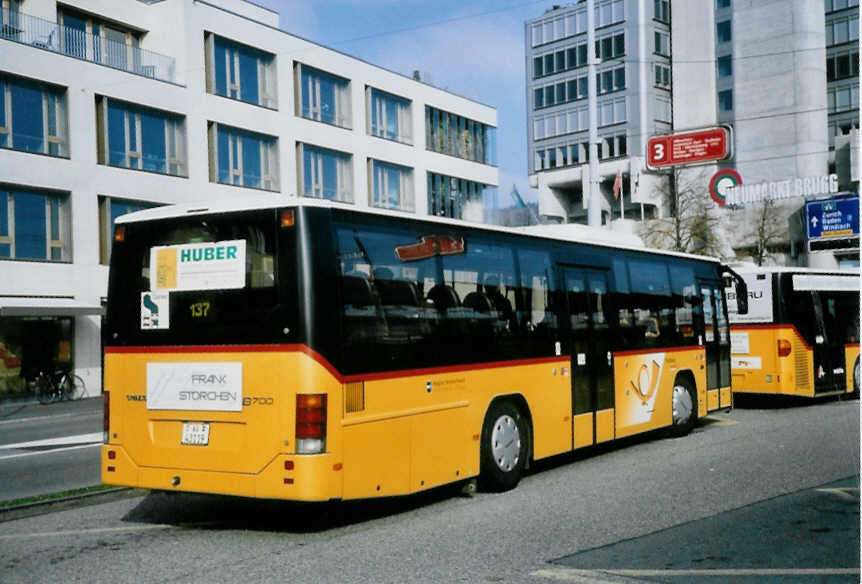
[
  {"x1": 731, "y1": 266, "x2": 859, "y2": 276},
  {"x1": 115, "y1": 196, "x2": 722, "y2": 264}
]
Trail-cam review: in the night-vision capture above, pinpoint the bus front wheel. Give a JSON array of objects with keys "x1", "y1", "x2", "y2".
[
  {"x1": 670, "y1": 379, "x2": 696, "y2": 437},
  {"x1": 479, "y1": 401, "x2": 527, "y2": 492}
]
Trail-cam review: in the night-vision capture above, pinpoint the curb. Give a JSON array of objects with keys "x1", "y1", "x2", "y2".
[{"x1": 0, "y1": 487, "x2": 146, "y2": 523}]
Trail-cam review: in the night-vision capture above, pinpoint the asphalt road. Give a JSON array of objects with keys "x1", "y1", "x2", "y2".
[
  {"x1": 0, "y1": 398, "x2": 858, "y2": 583},
  {"x1": 0, "y1": 397, "x2": 102, "y2": 501}
]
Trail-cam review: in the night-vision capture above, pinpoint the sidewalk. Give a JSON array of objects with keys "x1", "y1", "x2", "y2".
[{"x1": 0, "y1": 394, "x2": 102, "y2": 420}]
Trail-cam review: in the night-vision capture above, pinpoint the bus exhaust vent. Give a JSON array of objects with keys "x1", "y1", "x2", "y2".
[
  {"x1": 793, "y1": 337, "x2": 810, "y2": 390},
  {"x1": 345, "y1": 382, "x2": 365, "y2": 413}
]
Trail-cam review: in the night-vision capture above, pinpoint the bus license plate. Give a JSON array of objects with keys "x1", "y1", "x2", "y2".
[{"x1": 181, "y1": 422, "x2": 210, "y2": 446}]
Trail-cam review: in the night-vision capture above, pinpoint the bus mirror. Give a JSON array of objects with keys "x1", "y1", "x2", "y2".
[
  {"x1": 735, "y1": 281, "x2": 748, "y2": 315},
  {"x1": 722, "y1": 267, "x2": 748, "y2": 315}
]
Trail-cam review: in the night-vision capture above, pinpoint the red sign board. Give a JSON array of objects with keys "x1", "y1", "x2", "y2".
[{"x1": 646, "y1": 127, "x2": 731, "y2": 170}]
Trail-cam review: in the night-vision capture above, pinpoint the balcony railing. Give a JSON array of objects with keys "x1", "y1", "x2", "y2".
[{"x1": 1, "y1": 10, "x2": 176, "y2": 84}]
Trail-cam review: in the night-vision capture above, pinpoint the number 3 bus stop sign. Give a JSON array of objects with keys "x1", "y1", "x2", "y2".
[{"x1": 646, "y1": 126, "x2": 732, "y2": 170}]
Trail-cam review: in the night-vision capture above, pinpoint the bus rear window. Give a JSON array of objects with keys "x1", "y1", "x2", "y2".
[{"x1": 107, "y1": 209, "x2": 292, "y2": 346}]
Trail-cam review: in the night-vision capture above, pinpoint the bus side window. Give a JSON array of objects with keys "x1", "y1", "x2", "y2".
[
  {"x1": 516, "y1": 248, "x2": 560, "y2": 356},
  {"x1": 629, "y1": 260, "x2": 673, "y2": 347}
]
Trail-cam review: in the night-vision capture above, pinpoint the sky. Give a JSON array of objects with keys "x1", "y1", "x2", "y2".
[{"x1": 254, "y1": 0, "x2": 549, "y2": 205}]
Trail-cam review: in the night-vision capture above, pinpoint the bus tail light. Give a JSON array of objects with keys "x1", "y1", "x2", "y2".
[
  {"x1": 777, "y1": 339, "x2": 792, "y2": 358},
  {"x1": 103, "y1": 390, "x2": 110, "y2": 443},
  {"x1": 296, "y1": 394, "x2": 327, "y2": 454}
]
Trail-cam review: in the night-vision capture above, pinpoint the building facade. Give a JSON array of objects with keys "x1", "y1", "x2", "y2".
[
  {"x1": 0, "y1": 0, "x2": 499, "y2": 396},
  {"x1": 525, "y1": 0, "x2": 672, "y2": 225},
  {"x1": 526, "y1": 0, "x2": 859, "y2": 268}
]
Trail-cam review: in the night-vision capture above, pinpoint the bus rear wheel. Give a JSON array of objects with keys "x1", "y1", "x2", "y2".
[
  {"x1": 670, "y1": 379, "x2": 696, "y2": 437},
  {"x1": 479, "y1": 401, "x2": 527, "y2": 492},
  {"x1": 852, "y1": 357, "x2": 860, "y2": 399}
]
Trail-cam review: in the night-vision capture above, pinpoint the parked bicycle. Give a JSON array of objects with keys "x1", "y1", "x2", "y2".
[{"x1": 36, "y1": 368, "x2": 86, "y2": 404}]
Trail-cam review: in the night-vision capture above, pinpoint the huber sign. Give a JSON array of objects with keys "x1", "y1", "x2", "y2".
[{"x1": 646, "y1": 127, "x2": 731, "y2": 170}]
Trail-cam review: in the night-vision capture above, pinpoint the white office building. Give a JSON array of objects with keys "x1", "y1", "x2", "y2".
[{"x1": 0, "y1": 0, "x2": 499, "y2": 397}]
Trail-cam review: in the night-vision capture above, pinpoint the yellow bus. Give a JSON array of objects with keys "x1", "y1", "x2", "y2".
[
  {"x1": 102, "y1": 199, "x2": 747, "y2": 500},
  {"x1": 728, "y1": 268, "x2": 860, "y2": 399}
]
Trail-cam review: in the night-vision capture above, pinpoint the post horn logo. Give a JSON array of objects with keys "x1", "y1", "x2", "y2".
[
  {"x1": 708, "y1": 168, "x2": 742, "y2": 206},
  {"x1": 630, "y1": 360, "x2": 662, "y2": 404}
]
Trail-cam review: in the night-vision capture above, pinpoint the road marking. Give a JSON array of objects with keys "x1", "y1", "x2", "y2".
[
  {"x1": 532, "y1": 568, "x2": 861, "y2": 581},
  {"x1": 0, "y1": 432, "x2": 103, "y2": 450},
  {"x1": 0, "y1": 524, "x2": 172, "y2": 540},
  {"x1": 0, "y1": 412, "x2": 100, "y2": 426},
  {"x1": 0, "y1": 443, "x2": 101, "y2": 461},
  {"x1": 816, "y1": 487, "x2": 860, "y2": 501}
]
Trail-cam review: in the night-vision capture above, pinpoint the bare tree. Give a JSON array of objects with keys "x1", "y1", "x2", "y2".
[
  {"x1": 640, "y1": 169, "x2": 724, "y2": 256},
  {"x1": 749, "y1": 198, "x2": 785, "y2": 266}
]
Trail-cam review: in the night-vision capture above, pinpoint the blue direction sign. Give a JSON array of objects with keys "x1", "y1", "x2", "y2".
[{"x1": 806, "y1": 195, "x2": 859, "y2": 239}]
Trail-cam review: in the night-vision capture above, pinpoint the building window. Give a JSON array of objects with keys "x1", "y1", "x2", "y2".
[
  {"x1": 0, "y1": 188, "x2": 70, "y2": 262},
  {"x1": 597, "y1": 33, "x2": 625, "y2": 60},
  {"x1": 98, "y1": 196, "x2": 160, "y2": 264},
  {"x1": 427, "y1": 172, "x2": 495, "y2": 220},
  {"x1": 205, "y1": 33, "x2": 276, "y2": 109},
  {"x1": 826, "y1": 17, "x2": 859, "y2": 46},
  {"x1": 716, "y1": 0, "x2": 731, "y2": 8},
  {"x1": 654, "y1": 31, "x2": 670, "y2": 55},
  {"x1": 654, "y1": 0, "x2": 670, "y2": 22},
  {"x1": 96, "y1": 97, "x2": 186, "y2": 176},
  {"x1": 299, "y1": 143, "x2": 353, "y2": 202},
  {"x1": 826, "y1": 0, "x2": 859, "y2": 12},
  {"x1": 595, "y1": 0, "x2": 625, "y2": 26},
  {"x1": 370, "y1": 159, "x2": 413, "y2": 212},
  {"x1": 716, "y1": 21, "x2": 731, "y2": 43},
  {"x1": 717, "y1": 55, "x2": 733, "y2": 78},
  {"x1": 58, "y1": 7, "x2": 154, "y2": 76},
  {"x1": 368, "y1": 88, "x2": 412, "y2": 144},
  {"x1": 425, "y1": 106, "x2": 497, "y2": 165},
  {"x1": 718, "y1": 89, "x2": 733, "y2": 112},
  {"x1": 296, "y1": 63, "x2": 351, "y2": 129},
  {"x1": 597, "y1": 66, "x2": 626, "y2": 93},
  {"x1": 1, "y1": 1, "x2": 22, "y2": 30},
  {"x1": 655, "y1": 96, "x2": 672, "y2": 122},
  {"x1": 827, "y1": 51, "x2": 859, "y2": 81},
  {"x1": 208, "y1": 123, "x2": 279, "y2": 191},
  {"x1": 0, "y1": 74, "x2": 68, "y2": 157},
  {"x1": 655, "y1": 64, "x2": 671, "y2": 88},
  {"x1": 828, "y1": 85, "x2": 859, "y2": 113},
  {"x1": 534, "y1": 87, "x2": 544, "y2": 109}
]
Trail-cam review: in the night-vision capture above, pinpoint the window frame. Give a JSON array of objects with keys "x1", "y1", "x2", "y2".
[
  {"x1": 0, "y1": 74, "x2": 69, "y2": 157},
  {"x1": 208, "y1": 122, "x2": 279, "y2": 191},
  {"x1": 295, "y1": 62, "x2": 352, "y2": 130},
  {"x1": 0, "y1": 188, "x2": 71, "y2": 263}
]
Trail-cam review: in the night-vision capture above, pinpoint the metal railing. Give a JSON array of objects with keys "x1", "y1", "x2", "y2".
[{"x1": 1, "y1": 10, "x2": 176, "y2": 84}]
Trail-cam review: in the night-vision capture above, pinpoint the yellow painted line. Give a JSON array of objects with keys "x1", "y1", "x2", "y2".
[
  {"x1": 816, "y1": 487, "x2": 860, "y2": 501},
  {"x1": 0, "y1": 524, "x2": 172, "y2": 540},
  {"x1": 532, "y1": 568, "x2": 861, "y2": 581}
]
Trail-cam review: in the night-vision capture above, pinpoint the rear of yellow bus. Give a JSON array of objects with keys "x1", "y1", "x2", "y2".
[{"x1": 101, "y1": 205, "x2": 344, "y2": 501}]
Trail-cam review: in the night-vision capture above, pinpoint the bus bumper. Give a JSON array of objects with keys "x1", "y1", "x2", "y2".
[{"x1": 101, "y1": 445, "x2": 343, "y2": 502}]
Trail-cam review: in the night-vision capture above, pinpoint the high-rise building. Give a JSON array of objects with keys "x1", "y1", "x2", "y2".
[
  {"x1": 0, "y1": 0, "x2": 499, "y2": 397},
  {"x1": 524, "y1": 0, "x2": 672, "y2": 226},
  {"x1": 525, "y1": 0, "x2": 859, "y2": 268}
]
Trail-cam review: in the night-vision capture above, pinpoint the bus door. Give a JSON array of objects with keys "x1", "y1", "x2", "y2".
[
  {"x1": 812, "y1": 291, "x2": 846, "y2": 393},
  {"x1": 700, "y1": 282, "x2": 731, "y2": 409},
  {"x1": 563, "y1": 267, "x2": 614, "y2": 448}
]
